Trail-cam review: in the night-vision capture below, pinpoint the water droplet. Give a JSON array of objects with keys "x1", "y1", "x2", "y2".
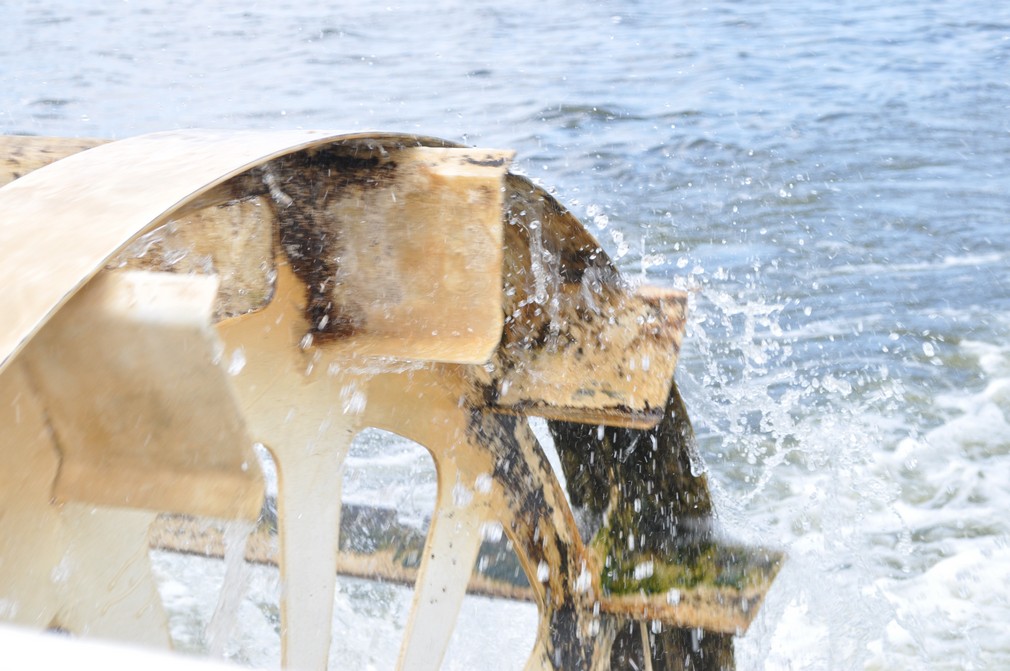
[
  {"x1": 474, "y1": 473, "x2": 493, "y2": 494},
  {"x1": 633, "y1": 560, "x2": 654, "y2": 580},
  {"x1": 452, "y1": 482, "x2": 473, "y2": 507},
  {"x1": 480, "y1": 521, "x2": 503, "y2": 542},
  {"x1": 227, "y1": 348, "x2": 246, "y2": 376},
  {"x1": 576, "y1": 563, "x2": 592, "y2": 592}
]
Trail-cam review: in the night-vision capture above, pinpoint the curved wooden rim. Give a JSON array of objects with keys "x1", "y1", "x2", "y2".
[{"x1": 0, "y1": 129, "x2": 461, "y2": 373}]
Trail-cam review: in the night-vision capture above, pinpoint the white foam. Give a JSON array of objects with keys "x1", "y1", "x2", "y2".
[{"x1": 819, "y1": 251, "x2": 1005, "y2": 278}]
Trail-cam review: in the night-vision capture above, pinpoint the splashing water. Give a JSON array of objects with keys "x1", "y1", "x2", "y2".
[{"x1": 205, "y1": 520, "x2": 256, "y2": 659}]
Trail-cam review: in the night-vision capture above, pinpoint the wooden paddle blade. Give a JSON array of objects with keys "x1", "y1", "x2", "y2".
[
  {"x1": 18, "y1": 270, "x2": 265, "y2": 520},
  {"x1": 491, "y1": 284, "x2": 687, "y2": 429},
  {"x1": 260, "y1": 143, "x2": 512, "y2": 363},
  {"x1": 483, "y1": 174, "x2": 687, "y2": 429}
]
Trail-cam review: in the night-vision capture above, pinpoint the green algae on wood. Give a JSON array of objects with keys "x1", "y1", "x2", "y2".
[
  {"x1": 550, "y1": 381, "x2": 782, "y2": 668},
  {"x1": 599, "y1": 539, "x2": 782, "y2": 596}
]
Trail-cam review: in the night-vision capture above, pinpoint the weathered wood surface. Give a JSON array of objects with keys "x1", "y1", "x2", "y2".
[
  {"x1": 0, "y1": 135, "x2": 687, "y2": 429},
  {"x1": 150, "y1": 504, "x2": 535, "y2": 603},
  {"x1": 0, "y1": 133, "x2": 780, "y2": 670},
  {"x1": 149, "y1": 491, "x2": 779, "y2": 638},
  {"x1": 549, "y1": 383, "x2": 783, "y2": 669},
  {"x1": 19, "y1": 271, "x2": 264, "y2": 520},
  {"x1": 0, "y1": 135, "x2": 107, "y2": 184},
  {"x1": 486, "y1": 173, "x2": 688, "y2": 429}
]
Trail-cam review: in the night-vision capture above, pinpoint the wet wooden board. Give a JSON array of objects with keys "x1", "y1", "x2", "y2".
[
  {"x1": 18, "y1": 271, "x2": 265, "y2": 520},
  {"x1": 148, "y1": 505, "x2": 780, "y2": 635},
  {"x1": 491, "y1": 285, "x2": 687, "y2": 428},
  {"x1": 2, "y1": 135, "x2": 687, "y2": 427},
  {"x1": 254, "y1": 143, "x2": 511, "y2": 363},
  {"x1": 0, "y1": 131, "x2": 510, "y2": 373},
  {"x1": 486, "y1": 173, "x2": 688, "y2": 429}
]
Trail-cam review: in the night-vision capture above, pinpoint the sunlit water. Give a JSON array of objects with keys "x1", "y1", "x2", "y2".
[{"x1": 2, "y1": 1, "x2": 1009, "y2": 668}]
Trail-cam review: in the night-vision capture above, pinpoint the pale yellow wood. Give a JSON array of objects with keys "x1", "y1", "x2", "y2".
[
  {"x1": 18, "y1": 271, "x2": 264, "y2": 520},
  {"x1": 0, "y1": 133, "x2": 426, "y2": 370},
  {"x1": 217, "y1": 260, "x2": 603, "y2": 667},
  {"x1": 108, "y1": 196, "x2": 278, "y2": 320},
  {"x1": 0, "y1": 362, "x2": 170, "y2": 646},
  {"x1": 395, "y1": 462, "x2": 490, "y2": 671},
  {"x1": 261, "y1": 144, "x2": 511, "y2": 364},
  {"x1": 271, "y1": 432, "x2": 352, "y2": 671},
  {"x1": 492, "y1": 285, "x2": 687, "y2": 428},
  {"x1": 0, "y1": 361, "x2": 67, "y2": 631},
  {"x1": 215, "y1": 262, "x2": 359, "y2": 671},
  {"x1": 55, "y1": 504, "x2": 169, "y2": 647}
]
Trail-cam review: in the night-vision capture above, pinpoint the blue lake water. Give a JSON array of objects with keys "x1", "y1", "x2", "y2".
[{"x1": 2, "y1": 1, "x2": 1009, "y2": 668}]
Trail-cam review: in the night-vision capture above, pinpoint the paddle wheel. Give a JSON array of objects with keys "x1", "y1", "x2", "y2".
[{"x1": 0, "y1": 131, "x2": 781, "y2": 670}]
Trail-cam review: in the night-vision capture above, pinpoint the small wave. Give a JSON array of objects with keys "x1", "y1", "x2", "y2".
[
  {"x1": 960, "y1": 339, "x2": 1010, "y2": 378},
  {"x1": 870, "y1": 538, "x2": 1010, "y2": 669},
  {"x1": 29, "y1": 98, "x2": 75, "y2": 107},
  {"x1": 530, "y1": 103, "x2": 643, "y2": 129},
  {"x1": 819, "y1": 251, "x2": 1004, "y2": 278}
]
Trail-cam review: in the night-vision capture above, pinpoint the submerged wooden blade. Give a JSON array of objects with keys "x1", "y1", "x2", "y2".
[
  {"x1": 149, "y1": 500, "x2": 780, "y2": 635},
  {"x1": 484, "y1": 174, "x2": 687, "y2": 428},
  {"x1": 549, "y1": 381, "x2": 784, "y2": 668}
]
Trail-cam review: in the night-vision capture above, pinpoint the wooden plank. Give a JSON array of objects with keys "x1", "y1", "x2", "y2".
[
  {"x1": 0, "y1": 362, "x2": 172, "y2": 646},
  {"x1": 485, "y1": 174, "x2": 688, "y2": 429},
  {"x1": 18, "y1": 271, "x2": 265, "y2": 520},
  {"x1": 0, "y1": 135, "x2": 107, "y2": 186},
  {"x1": 0, "y1": 131, "x2": 511, "y2": 375},
  {"x1": 150, "y1": 507, "x2": 533, "y2": 601},
  {"x1": 148, "y1": 503, "x2": 779, "y2": 635},
  {"x1": 259, "y1": 143, "x2": 511, "y2": 363},
  {"x1": 492, "y1": 285, "x2": 687, "y2": 428}
]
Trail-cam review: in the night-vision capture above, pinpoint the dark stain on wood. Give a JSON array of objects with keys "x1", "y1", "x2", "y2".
[
  {"x1": 466, "y1": 409, "x2": 601, "y2": 668},
  {"x1": 465, "y1": 155, "x2": 507, "y2": 168},
  {"x1": 549, "y1": 382, "x2": 736, "y2": 671},
  {"x1": 257, "y1": 145, "x2": 400, "y2": 340}
]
